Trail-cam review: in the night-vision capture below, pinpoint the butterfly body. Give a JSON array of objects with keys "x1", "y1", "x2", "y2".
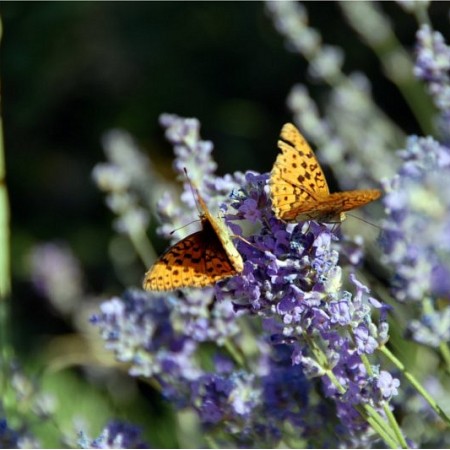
[
  {"x1": 270, "y1": 123, "x2": 381, "y2": 223},
  {"x1": 143, "y1": 189, "x2": 243, "y2": 291}
]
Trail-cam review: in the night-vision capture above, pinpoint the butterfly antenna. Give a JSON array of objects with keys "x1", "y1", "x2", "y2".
[
  {"x1": 183, "y1": 167, "x2": 202, "y2": 213},
  {"x1": 232, "y1": 234, "x2": 266, "y2": 253},
  {"x1": 169, "y1": 219, "x2": 202, "y2": 236},
  {"x1": 346, "y1": 213, "x2": 382, "y2": 230}
]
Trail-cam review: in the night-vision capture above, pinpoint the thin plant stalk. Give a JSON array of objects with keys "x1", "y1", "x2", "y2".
[{"x1": 380, "y1": 345, "x2": 450, "y2": 426}]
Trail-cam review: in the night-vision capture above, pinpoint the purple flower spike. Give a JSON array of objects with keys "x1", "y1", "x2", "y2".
[{"x1": 79, "y1": 421, "x2": 150, "y2": 449}]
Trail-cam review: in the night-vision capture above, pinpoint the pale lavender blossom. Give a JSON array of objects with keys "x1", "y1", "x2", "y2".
[
  {"x1": 78, "y1": 421, "x2": 150, "y2": 449},
  {"x1": 382, "y1": 136, "x2": 450, "y2": 301},
  {"x1": 380, "y1": 135, "x2": 450, "y2": 347},
  {"x1": 414, "y1": 24, "x2": 450, "y2": 142},
  {"x1": 28, "y1": 242, "x2": 83, "y2": 315}
]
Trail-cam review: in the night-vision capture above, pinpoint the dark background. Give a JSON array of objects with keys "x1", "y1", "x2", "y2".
[{"x1": 1, "y1": 2, "x2": 449, "y2": 446}]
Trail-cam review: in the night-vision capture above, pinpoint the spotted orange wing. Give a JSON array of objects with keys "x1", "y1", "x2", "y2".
[
  {"x1": 269, "y1": 123, "x2": 381, "y2": 222},
  {"x1": 143, "y1": 189, "x2": 243, "y2": 291}
]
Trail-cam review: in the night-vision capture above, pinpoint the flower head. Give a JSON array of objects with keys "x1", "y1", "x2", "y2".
[
  {"x1": 78, "y1": 421, "x2": 150, "y2": 449},
  {"x1": 381, "y1": 136, "x2": 450, "y2": 304}
]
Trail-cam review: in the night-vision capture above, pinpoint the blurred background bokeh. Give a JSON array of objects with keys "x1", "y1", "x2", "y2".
[{"x1": 1, "y1": 2, "x2": 449, "y2": 447}]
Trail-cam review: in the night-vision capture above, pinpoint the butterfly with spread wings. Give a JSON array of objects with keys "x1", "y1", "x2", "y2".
[{"x1": 269, "y1": 123, "x2": 381, "y2": 223}]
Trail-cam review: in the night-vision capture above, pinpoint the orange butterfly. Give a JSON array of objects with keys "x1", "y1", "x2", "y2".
[
  {"x1": 143, "y1": 186, "x2": 243, "y2": 291},
  {"x1": 269, "y1": 123, "x2": 381, "y2": 222}
]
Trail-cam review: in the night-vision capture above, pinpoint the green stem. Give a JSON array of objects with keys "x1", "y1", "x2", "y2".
[
  {"x1": 0, "y1": 18, "x2": 10, "y2": 301},
  {"x1": 128, "y1": 228, "x2": 157, "y2": 269},
  {"x1": 326, "y1": 368, "x2": 400, "y2": 448},
  {"x1": 380, "y1": 345, "x2": 450, "y2": 426},
  {"x1": 223, "y1": 339, "x2": 246, "y2": 369},
  {"x1": 411, "y1": 3, "x2": 432, "y2": 27},
  {"x1": 0, "y1": 17, "x2": 12, "y2": 402},
  {"x1": 439, "y1": 341, "x2": 450, "y2": 374},
  {"x1": 307, "y1": 337, "x2": 403, "y2": 448},
  {"x1": 383, "y1": 402, "x2": 408, "y2": 449},
  {"x1": 358, "y1": 404, "x2": 401, "y2": 450}
]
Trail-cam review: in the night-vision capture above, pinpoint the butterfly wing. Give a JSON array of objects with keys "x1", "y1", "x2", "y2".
[
  {"x1": 143, "y1": 218, "x2": 239, "y2": 291},
  {"x1": 270, "y1": 123, "x2": 381, "y2": 222},
  {"x1": 270, "y1": 123, "x2": 330, "y2": 221},
  {"x1": 196, "y1": 188, "x2": 244, "y2": 273},
  {"x1": 288, "y1": 190, "x2": 382, "y2": 222}
]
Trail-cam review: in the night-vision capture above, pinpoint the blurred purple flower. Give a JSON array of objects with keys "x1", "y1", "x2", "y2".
[
  {"x1": 380, "y1": 134, "x2": 450, "y2": 347},
  {"x1": 78, "y1": 421, "x2": 150, "y2": 449},
  {"x1": 415, "y1": 25, "x2": 450, "y2": 143},
  {"x1": 28, "y1": 242, "x2": 83, "y2": 315},
  {"x1": 381, "y1": 136, "x2": 450, "y2": 299}
]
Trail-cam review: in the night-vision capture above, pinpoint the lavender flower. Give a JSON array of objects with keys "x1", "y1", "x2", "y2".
[
  {"x1": 381, "y1": 22, "x2": 450, "y2": 352},
  {"x1": 28, "y1": 242, "x2": 83, "y2": 315},
  {"x1": 91, "y1": 289, "x2": 202, "y2": 381},
  {"x1": 78, "y1": 421, "x2": 150, "y2": 449},
  {"x1": 380, "y1": 135, "x2": 450, "y2": 348},
  {"x1": 377, "y1": 371, "x2": 401, "y2": 399},
  {"x1": 0, "y1": 362, "x2": 57, "y2": 449},
  {"x1": 414, "y1": 25, "x2": 450, "y2": 114},
  {"x1": 92, "y1": 130, "x2": 160, "y2": 236},
  {"x1": 219, "y1": 170, "x2": 397, "y2": 439},
  {"x1": 0, "y1": 419, "x2": 19, "y2": 449},
  {"x1": 414, "y1": 24, "x2": 450, "y2": 141}
]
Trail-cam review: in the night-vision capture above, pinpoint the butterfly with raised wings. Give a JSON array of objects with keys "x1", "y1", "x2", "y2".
[
  {"x1": 143, "y1": 186, "x2": 243, "y2": 291},
  {"x1": 269, "y1": 123, "x2": 381, "y2": 223}
]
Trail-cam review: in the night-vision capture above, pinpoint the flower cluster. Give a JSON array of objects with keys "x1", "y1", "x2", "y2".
[
  {"x1": 92, "y1": 129, "x2": 169, "y2": 237},
  {"x1": 380, "y1": 135, "x2": 450, "y2": 345},
  {"x1": 414, "y1": 24, "x2": 450, "y2": 135},
  {"x1": 78, "y1": 421, "x2": 150, "y2": 449},
  {"x1": 223, "y1": 172, "x2": 394, "y2": 432},
  {"x1": 0, "y1": 418, "x2": 40, "y2": 449},
  {"x1": 90, "y1": 113, "x2": 402, "y2": 447},
  {"x1": 378, "y1": 17, "x2": 450, "y2": 353}
]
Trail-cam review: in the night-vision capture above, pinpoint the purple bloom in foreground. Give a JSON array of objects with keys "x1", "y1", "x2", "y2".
[
  {"x1": 216, "y1": 171, "x2": 392, "y2": 435},
  {"x1": 91, "y1": 290, "x2": 202, "y2": 381},
  {"x1": 78, "y1": 421, "x2": 150, "y2": 449},
  {"x1": 377, "y1": 371, "x2": 400, "y2": 399}
]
